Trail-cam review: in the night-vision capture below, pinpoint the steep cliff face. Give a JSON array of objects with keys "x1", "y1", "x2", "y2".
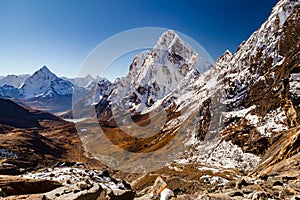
[
  {"x1": 175, "y1": 0, "x2": 300, "y2": 172},
  {"x1": 218, "y1": 0, "x2": 300, "y2": 159}
]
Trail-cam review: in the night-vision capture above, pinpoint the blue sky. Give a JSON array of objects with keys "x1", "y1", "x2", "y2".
[{"x1": 0, "y1": 0, "x2": 277, "y2": 80}]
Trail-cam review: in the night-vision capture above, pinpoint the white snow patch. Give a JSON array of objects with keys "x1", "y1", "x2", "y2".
[
  {"x1": 176, "y1": 140, "x2": 260, "y2": 172},
  {"x1": 22, "y1": 167, "x2": 126, "y2": 191}
]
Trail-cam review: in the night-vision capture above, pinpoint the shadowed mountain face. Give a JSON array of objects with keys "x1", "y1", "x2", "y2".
[{"x1": 0, "y1": 98, "x2": 41, "y2": 129}]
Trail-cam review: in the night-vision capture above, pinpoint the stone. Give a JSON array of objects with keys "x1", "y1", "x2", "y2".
[
  {"x1": 77, "y1": 181, "x2": 90, "y2": 190},
  {"x1": 282, "y1": 176, "x2": 297, "y2": 183},
  {"x1": 251, "y1": 191, "x2": 269, "y2": 200},
  {"x1": 160, "y1": 188, "x2": 175, "y2": 200},
  {"x1": 102, "y1": 170, "x2": 110, "y2": 177},
  {"x1": 291, "y1": 196, "x2": 300, "y2": 200},
  {"x1": 279, "y1": 186, "x2": 298, "y2": 198},
  {"x1": 42, "y1": 184, "x2": 104, "y2": 200},
  {"x1": 0, "y1": 175, "x2": 61, "y2": 197},
  {"x1": 121, "y1": 180, "x2": 132, "y2": 190},
  {"x1": 151, "y1": 177, "x2": 167, "y2": 195},
  {"x1": 242, "y1": 188, "x2": 253, "y2": 194},
  {"x1": 229, "y1": 191, "x2": 244, "y2": 197},
  {"x1": 259, "y1": 174, "x2": 268, "y2": 181},
  {"x1": 272, "y1": 180, "x2": 283, "y2": 186},
  {"x1": 106, "y1": 189, "x2": 135, "y2": 200},
  {"x1": 236, "y1": 177, "x2": 251, "y2": 189}
]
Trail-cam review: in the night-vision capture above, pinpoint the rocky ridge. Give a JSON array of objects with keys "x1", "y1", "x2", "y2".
[{"x1": 89, "y1": 0, "x2": 300, "y2": 199}]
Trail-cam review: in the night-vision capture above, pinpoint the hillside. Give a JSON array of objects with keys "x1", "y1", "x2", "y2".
[{"x1": 0, "y1": 98, "x2": 41, "y2": 129}]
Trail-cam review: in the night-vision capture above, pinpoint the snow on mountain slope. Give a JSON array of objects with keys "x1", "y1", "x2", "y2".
[
  {"x1": 0, "y1": 85, "x2": 20, "y2": 98},
  {"x1": 0, "y1": 74, "x2": 30, "y2": 88},
  {"x1": 108, "y1": 30, "x2": 213, "y2": 114},
  {"x1": 92, "y1": 78, "x2": 114, "y2": 104},
  {"x1": 74, "y1": 77, "x2": 114, "y2": 107},
  {"x1": 91, "y1": 0, "x2": 300, "y2": 175},
  {"x1": 20, "y1": 66, "x2": 73, "y2": 98},
  {"x1": 71, "y1": 77, "x2": 114, "y2": 118},
  {"x1": 172, "y1": 0, "x2": 300, "y2": 171}
]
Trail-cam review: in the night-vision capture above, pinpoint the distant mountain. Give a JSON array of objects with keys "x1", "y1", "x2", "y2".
[
  {"x1": 62, "y1": 74, "x2": 95, "y2": 88},
  {"x1": 66, "y1": 77, "x2": 114, "y2": 118},
  {"x1": 0, "y1": 85, "x2": 20, "y2": 98},
  {"x1": 19, "y1": 66, "x2": 73, "y2": 98},
  {"x1": 0, "y1": 66, "x2": 76, "y2": 113},
  {"x1": 0, "y1": 74, "x2": 30, "y2": 88},
  {"x1": 0, "y1": 66, "x2": 113, "y2": 113}
]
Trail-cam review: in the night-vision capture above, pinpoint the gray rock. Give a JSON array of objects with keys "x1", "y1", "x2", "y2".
[{"x1": 42, "y1": 184, "x2": 104, "y2": 200}]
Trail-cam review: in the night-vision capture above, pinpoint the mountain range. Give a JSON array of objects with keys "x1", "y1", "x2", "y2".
[
  {"x1": 0, "y1": 66, "x2": 113, "y2": 113},
  {"x1": 0, "y1": 0, "x2": 300, "y2": 199}
]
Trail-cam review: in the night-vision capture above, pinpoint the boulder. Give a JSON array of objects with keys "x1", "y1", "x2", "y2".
[
  {"x1": 0, "y1": 175, "x2": 61, "y2": 197},
  {"x1": 106, "y1": 189, "x2": 135, "y2": 200},
  {"x1": 250, "y1": 191, "x2": 269, "y2": 200},
  {"x1": 160, "y1": 188, "x2": 175, "y2": 200},
  {"x1": 151, "y1": 177, "x2": 167, "y2": 195},
  {"x1": 77, "y1": 181, "x2": 90, "y2": 190},
  {"x1": 42, "y1": 183, "x2": 104, "y2": 200}
]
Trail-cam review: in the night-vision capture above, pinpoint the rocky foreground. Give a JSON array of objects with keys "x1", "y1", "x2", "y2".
[
  {"x1": 0, "y1": 159, "x2": 299, "y2": 199},
  {"x1": 1, "y1": 162, "x2": 134, "y2": 200}
]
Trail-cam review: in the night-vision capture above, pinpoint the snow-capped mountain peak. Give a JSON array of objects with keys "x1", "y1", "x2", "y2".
[
  {"x1": 154, "y1": 30, "x2": 178, "y2": 50},
  {"x1": 23, "y1": 66, "x2": 55, "y2": 82},
  {"x1": 38, "y1": 65, "x2": 52, "y2": 74},
  {"x1": 103, "y1": 30, "x2": 213, "y2": 115},
  {"x1": 154, "y1": 30, "x2": 196, "y2": 62},
  {"x1": 20, "y1": 66, "x2": 73, "y2": 98}
]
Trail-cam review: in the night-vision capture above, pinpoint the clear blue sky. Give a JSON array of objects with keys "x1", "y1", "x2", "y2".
[{"x1": 0, "y1": 0, "x2": 278, "y2": 80}]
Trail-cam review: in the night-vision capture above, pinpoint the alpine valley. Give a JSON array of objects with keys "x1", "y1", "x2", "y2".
[{"x1": 1, "y1": 0, "x2": 300, "y2": 199}]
